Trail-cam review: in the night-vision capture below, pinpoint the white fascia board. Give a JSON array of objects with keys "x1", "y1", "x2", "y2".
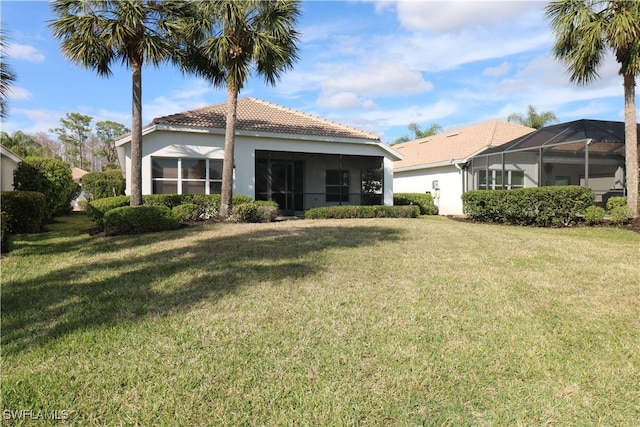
[
  {"x1": 114, "y1": 125, "x2": 162, "y2": 147},
  {"x1": 395, "y1": 158, "x2": 467, "y2": 173},
  {"x1": 116, "y1": 124, "x2": 403, "y2": 160},
  {"x1": 1, "y1": 145, "x2": 22, "y2": 163}
]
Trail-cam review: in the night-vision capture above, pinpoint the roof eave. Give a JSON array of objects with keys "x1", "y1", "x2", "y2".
[
  {"x1": 394, "y1": 158, "x2": 468, "y2": 172},
  {"x1": 114, "y1": 124, "x2": 403, "y2": 160}
]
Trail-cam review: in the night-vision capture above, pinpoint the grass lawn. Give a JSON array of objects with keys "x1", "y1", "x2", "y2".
[{"x1": 1, "y1": 213, "x2": 639, "y2": 425}]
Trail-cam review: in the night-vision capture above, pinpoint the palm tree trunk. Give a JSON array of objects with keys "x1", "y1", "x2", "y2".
[
  {"x1": 219, "y1": 85, "x2": 238, "y2": 218},
  {"x1": 623, "y1": 73, "x2": 638, "y2": 218},
  {"x1": 130, "y1": 57, "x2": 143, "y2": 206}
]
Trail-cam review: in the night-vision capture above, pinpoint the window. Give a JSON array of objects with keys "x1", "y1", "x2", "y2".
[
  {"x1": 476, "y1": 169, "x2": 525, "y2": 190},
  {"x1": 326, "y1": 170, "x2": 349, "y2": 202},
  {"x1": 151, "y1": 157, "x2": 223, "y2": 194}
]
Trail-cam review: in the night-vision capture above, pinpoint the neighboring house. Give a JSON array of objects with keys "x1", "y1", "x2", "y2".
[
  {"x1": 393, "y1": 120, "x2": 535, "y2": 215},
  {"x1": 467, "y1": 119, "x2": 640, "y2": 206},
  {"x1": 115, "y1": 97, "x2": 401, "y2": 215},
  {"x1": 71, "y1": 167, "x2": 88, "y2": 210},
  {"x1": 1, "y1": 144, "x2": 22, "y2": 192}
]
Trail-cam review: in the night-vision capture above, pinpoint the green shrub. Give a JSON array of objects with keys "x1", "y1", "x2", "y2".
[
  {"x1": 305, "y1": 205, "x2": 419, "y2": 219},
  {"x1": 142, "y1": 194, "x2": 183, "y2": 209},
  {"x1": 232, "y1": 194, "x2": 253, "y2": 206},
  {"x1": 13, "y1": 156, "x2": 78, "y2": 219},
  {"x1": 1, "y1": 210, "x2": 8, "y2": 252},
  {"x1": 172, "y1": 203, "x2": 202, "y2": 223},
  {"x1": 103, "y1": 205, "x2": 180, "y2": 236},
  {"x1": 604, "y1": 196, "x2": 631, "y2": 225},
  {"x1": 583, "y1": 205, "x2": 606, "y2": 225},
  {"x1": 462, "y1": 186, "x2": 594, "y2": 226},
  {"x1": 609, "y1": 206, "x2": 631, "y2": 225},
  {"x1": 606, "y1": 196, "x2": 627, "y2": 211},
  {"x1": 81, "y1": 169, "x2": 125, "y2": 200},
  {"x1": 0, "y1": 191, "x2": 47, "y2": 233},
  {"x1": 86, "y1": 195, "x2": 130, "y2": 227},
  {"x1": 232, "y1": 203, "x2": 260, "y2": 223},
  {"x1": 256, "y1": 205, "x2": 278, "y2": 223},
  {"x1": 394, "y1": 193, "x2": 437, "y2": 215},
  {"x1": 181, "y1": 194, "x2": 221, "y2": 219}
]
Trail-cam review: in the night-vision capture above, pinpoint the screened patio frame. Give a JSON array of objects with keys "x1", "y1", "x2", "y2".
[{"x1": 466, "y1": 119, "x2": 635, "y2": 204}]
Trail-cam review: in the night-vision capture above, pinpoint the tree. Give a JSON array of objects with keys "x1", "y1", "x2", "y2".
[
  {"x1": 0, "y1": 131, "x2": 56, "y2": 158},
  {"x1": 186, "y1": 0, "x2": 301, "y2": 218},
  {"x1": 95, "y1": 120, "x2": 130, "y2": 165},
  {"x1": 546, "y1": 0, "x2": 640, "y2": 218},
  {"x1": 13, "y1": 156, "x2": 78, "y2": 219},
  {"x1": 50, "y1": 0, "x2": 198, "y2": 206},
  {"x1": 391, "y1": 122, "x2": 442, "y2": 145},
  {"x1": 507, "y1": 105, "x2": 558, "y2": 129},
  {"x1": 51, "y1": 112, "x2": 93, "y2": 169},
  {"x1": 1, "y1": 28, "x2": 16, "y2": 119},
  {"x1": 409, "y1": 122, "x2": 443, "y2": 139}
]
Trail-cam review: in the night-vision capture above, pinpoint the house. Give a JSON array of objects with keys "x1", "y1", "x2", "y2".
[
  {"x1": 115, "y1": 97, "x2": 401, "y2": 214},
  {"x1": 1, "y1": 144, "x2": 22, "y2": 192},
  {"x1": 71, "y1": 167, "x2": 88, "y2": 210},
  {"x1": 466, "y1": 119, "x2": 640, "y2": 206},
  {"x1": 392, "y1": 120, "x2": 535, "y2": 215}
]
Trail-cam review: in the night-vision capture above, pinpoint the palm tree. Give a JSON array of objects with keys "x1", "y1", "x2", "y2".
[
  {"x1": 49, "y1": 0, "x2": 197, "y2": 206},
  {"x1": 0, "y1": 131, "x2": 53, "y2": 158},
  {"x1": 409, "y1": 122, "x2": 443, "y2": 138},
  {"x1": 186, "y1": 0, "x2": 300, "y2": 218},
  {"x1": 1, "y1": 28, "x2": 16, "y2": 119},
  {"x1": 546, "y1": 0, "x2": 640, "y2": 218},
  {"x1": 507, "y1": 105, "x2": 558, "y2": 129}
]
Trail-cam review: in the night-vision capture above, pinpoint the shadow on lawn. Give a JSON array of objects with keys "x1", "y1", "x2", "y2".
[{"x1": 2, "y1": 220, "x2": 404, "y2": 354}]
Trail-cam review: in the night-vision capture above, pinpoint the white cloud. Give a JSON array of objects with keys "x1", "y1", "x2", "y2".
[
  {"x1": 483, "y1": 62, "x2": 511, "y2": 78},
  {"x1": 316, "y1": 92, "x2": 376, "y2": 110},
  {"x1": 393, "y1": 1, "x2": 544, "y2": 33},
  {"x1": 393, "y1": 29, "x2": 551, "y2": 72},
  {"x1": 323, "y1": 61, "x2": 433, "y2": 97},
  {"x1": 6, "y1": 108, "x2": 65, "y2": 135},
  {"x1": 359, "y1": 100, "x2": 458, "y2": 127},
  {"x1": 7, "y1": 86, "x2": 32, "y2": 101},
  {"x1": 5, "y1": 43, "x2": 45, "y2": 63}
]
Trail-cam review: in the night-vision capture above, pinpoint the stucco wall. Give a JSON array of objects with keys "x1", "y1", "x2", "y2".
[
  {"x1": 123, "y1": 129, "x2": 396, "y2": 206},
  {"x1": 394, "y1": 165, "x2": 464, "y2": 215},
  {"x1": 1, "y1": 155, "x2": 19, "y2": 191}
]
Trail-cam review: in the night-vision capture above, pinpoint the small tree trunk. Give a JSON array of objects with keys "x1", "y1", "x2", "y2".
[
  {"x1": 623, "y1": 73, "x2": 638, "y2": 218},
  {"x1": 130, "y1": 57, "x2": 143, "y2": 206},
  {"x1": 219, "y1": 85, "x2": 238, "y2": 218}
]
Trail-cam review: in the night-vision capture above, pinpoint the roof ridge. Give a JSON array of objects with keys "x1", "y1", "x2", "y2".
[{"x1": 245, "y1": 97, "x2": 380, "y2": 140}]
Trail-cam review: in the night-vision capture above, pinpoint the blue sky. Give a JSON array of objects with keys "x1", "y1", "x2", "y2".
[{"x1": 1, "y1": 0, "x2": 636, "y2": 144}]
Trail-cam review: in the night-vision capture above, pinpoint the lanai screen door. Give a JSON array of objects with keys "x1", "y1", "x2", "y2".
[{"x1": 256, "y1": 158, "x2": 304, "y2": 214}]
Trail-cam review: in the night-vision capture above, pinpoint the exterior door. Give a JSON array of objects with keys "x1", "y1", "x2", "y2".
[{"x1": 256, "y1": 158, "x2": 304, "y2": 215}]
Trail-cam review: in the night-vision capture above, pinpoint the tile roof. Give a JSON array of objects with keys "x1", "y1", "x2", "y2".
[
  {"x1": 152, "y1": 97, "x2": 380, "y2": 141},
  {"x1": 393, "y1": 120, "x2": 535, "y2": 170}
]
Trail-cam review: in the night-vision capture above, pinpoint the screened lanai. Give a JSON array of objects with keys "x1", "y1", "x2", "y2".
[{"x1": 467, "y1": 119, "x2": 639, "y2": 206}]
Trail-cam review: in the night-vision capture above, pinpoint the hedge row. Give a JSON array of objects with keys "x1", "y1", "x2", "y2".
[
  {"x1": 393, "y1": 193, "x2": 437, "y2": 215},
  {"x1": 305, "y1": 205, "x2": 419, "y2": 219},
  {"x1": 87, "y1": 194, "x2": 277, "y2": 234},
  {"x1": 462, "y1": 186, "x2": 595, "y2": 226},
  {"x1": 103, "y1": 205, "x2": 181, "y2": 236},
  {"x1": 1, "y1": 191, "x2": 47, "y2": 233},
  {"x1": 86, "y1": 194, "x2": 250, "y2": 226}
]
